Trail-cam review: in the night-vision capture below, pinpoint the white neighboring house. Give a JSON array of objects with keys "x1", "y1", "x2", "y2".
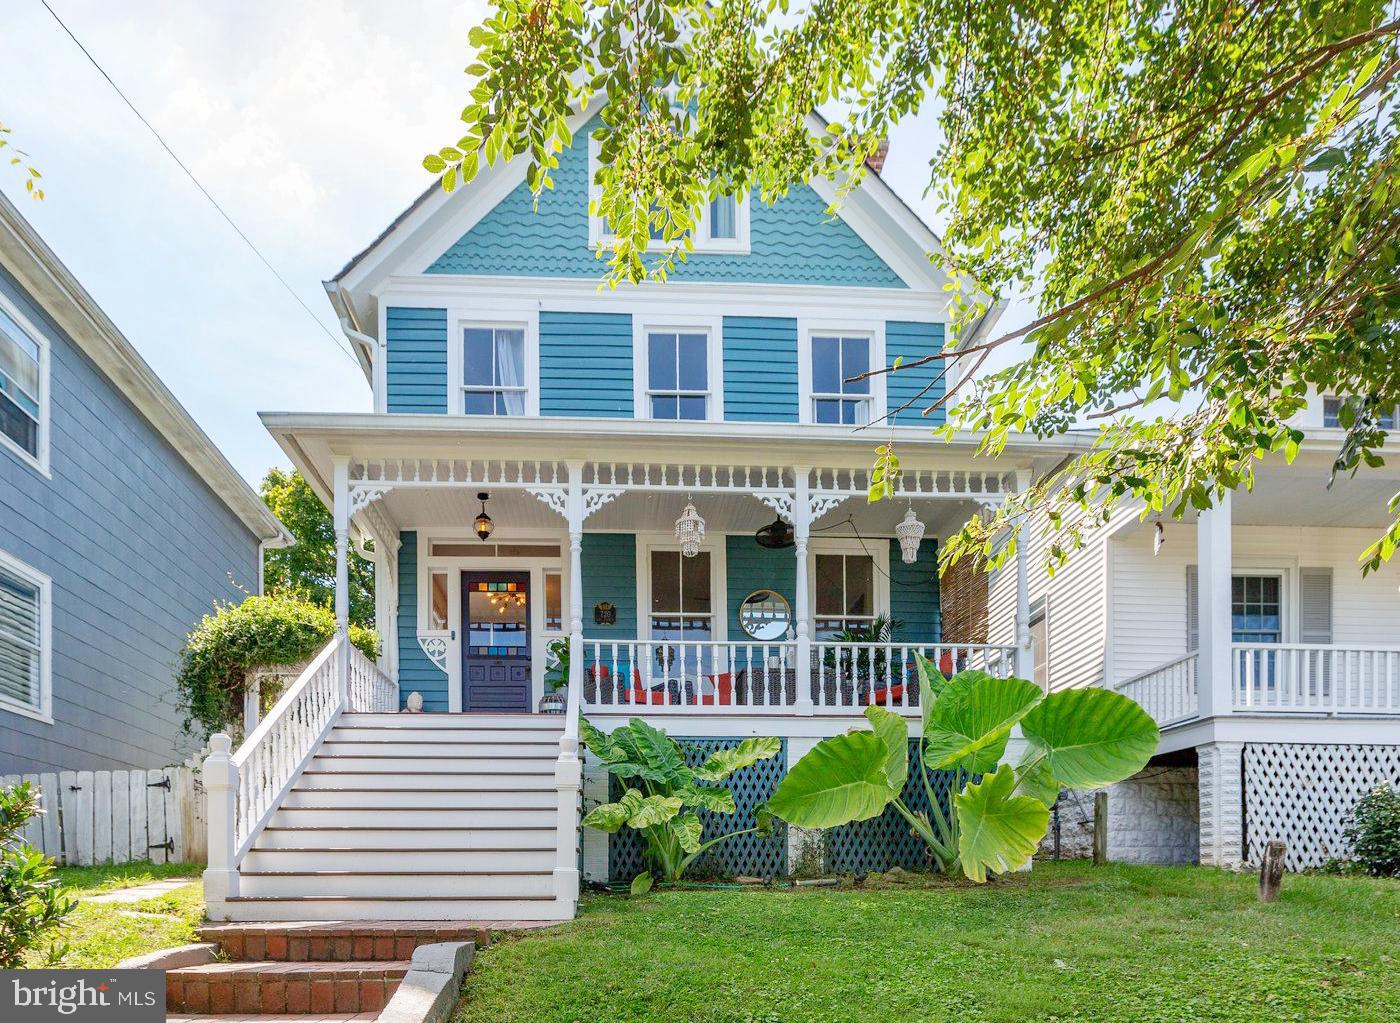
[{"x1": 988, "y1": 401, "x2": 1400, "y2": 870}]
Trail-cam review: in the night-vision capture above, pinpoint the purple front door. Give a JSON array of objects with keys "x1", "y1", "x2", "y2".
[{"x1": 462, "y1": 572, "x2": 531, "y2": 712}]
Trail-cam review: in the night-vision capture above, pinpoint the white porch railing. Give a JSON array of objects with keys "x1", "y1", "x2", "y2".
[
  {"x1": 1116, "y1": 652, "x2": 1200, "y2": 727},
  {"x1": 579, "y1": 639, "x2": 1018, "y2": 714},
  {"x1": 1232, "y1": 643, "x2": 1400, "y2": 714},
  {"x1": 202, "y1": 634, "x2": 398, "y2": 911}
]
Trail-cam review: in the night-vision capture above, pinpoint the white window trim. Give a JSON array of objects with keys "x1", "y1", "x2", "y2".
[
  {"x1": 632, "y1": 318, "x2": 725, "y2": 422},
  {"x1": 807, "y1": 538, "x2": 890, "y2": 636},
  {"x1": 1029, "y1": 595, "x2": 1050, "y2": 690},
  {"x1": 0, "y1": 548, "x2": 53, "y2": 725},
  {"x1": 587, "y1": 138, "x2": 751, "y2": 255},
  {"x1": 797, "y1": 320, "x2": 886, "y2": 427},
  {"x1": 447, "y1": 314, "x2": 540, "y2": 417},
  {"x1": 0, "y1": 292, "x2": 52, "y2": 477},
  {"x1": 635, "y1": 533, "x2": 729, "y2": 644}
]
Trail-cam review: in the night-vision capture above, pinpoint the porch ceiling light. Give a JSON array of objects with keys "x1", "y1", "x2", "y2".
[
  {"x1": 474, "y1": 492, "x2": 495, "y2": 541},
  {"x1": 675, "y1": 500, "x2": 706, "y2": 557},
  {"x1": 754, "y1": 517, "x2": 794, "y2": 550},
  {"x1": 895, "y1": 506, "x2": 925, "y2": 564}
]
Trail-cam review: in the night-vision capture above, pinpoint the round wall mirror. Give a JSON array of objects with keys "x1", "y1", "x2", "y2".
[{"x1": 738, "y1": 589, "x2": 792, "y2": 641}]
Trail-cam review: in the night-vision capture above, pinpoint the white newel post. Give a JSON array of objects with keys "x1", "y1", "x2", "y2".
[
  {"x1": 792, "y1": 468, "x2": 814, "y2": 714},
  {"x1": 555, "y1": 461, "x2": 584, "y2": 915},
  {"x1": 202, "y1": 733, "x2": 239, "y2": 914},
  {"x1": 332, "y1": 455, "x2": 351, "y2": 701},
  {"x1": 1013, "y1": 472, "x2": 1033, "y2": 681},
  {"x1": 1197, "y1": 491, "x2": 1233, "y2": 719}
]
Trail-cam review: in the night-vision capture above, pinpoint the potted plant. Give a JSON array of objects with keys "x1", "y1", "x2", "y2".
[{"x1": 539, "y1": 638, "x2": 570, "y2": 713}]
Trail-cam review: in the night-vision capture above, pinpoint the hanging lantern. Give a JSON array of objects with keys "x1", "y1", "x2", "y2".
[
  {"x1": 474, "y1": 492, "x2": 495, "y2": 541},
  {"x1": 895, "y1": 506, "x2": 925, "y2": 564},
  {"x1": 674, "y1": 500, "x2": 706, "y2": 557}
]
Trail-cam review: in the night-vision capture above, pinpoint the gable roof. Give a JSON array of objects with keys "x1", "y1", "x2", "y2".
[{"x1": 0, "y1": 192, "x2": 292, "y2": 547}]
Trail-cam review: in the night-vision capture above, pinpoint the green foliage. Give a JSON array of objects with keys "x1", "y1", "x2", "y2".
[
  {"x1": 764, "y1": 658, "x2": 1158, "y2": 881},
  {"x1": 544, "y1": 638, "x2": 570, "y2": 692},
  {"x1": 261, "y1": 468, "x2": 374, "y2": 628},
  {"x1": 1343, "y1": 783, "x2": 1400, "y2": 877},
  {"x1": 580, "y1": 718, "x2": 780, "y2": 888},
  {"x1": 176, "y1": 594, "x2": 378, "y2": 737},
  {"x1": 1, "y1": 782, "x2": 74, "y2": 968},
  {"x1": 431, "y1": 2, "x2": 1400, "y2": 576}
]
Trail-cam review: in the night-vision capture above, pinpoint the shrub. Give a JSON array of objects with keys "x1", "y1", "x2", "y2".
[
  {"x1": 0, "y1": 781, "x2": 75, "y2": 967},
  {"x1": 1342, "y1": 783, "x2": 1400, "y2": 877},
  {"x1": 177, "y1": 594, "x2": 378, "y2": 737}
]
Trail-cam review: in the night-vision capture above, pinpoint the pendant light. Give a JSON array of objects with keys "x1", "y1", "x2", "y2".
[
  {"x1": 674, "y1": 499, "x2": 706, "y2": 557},
  {"x1": 895, "y1": 505, "x2": 925, "y2": 564},
  {"x1": 474, "y1": 492, "x2": 495, "y2": 541}
]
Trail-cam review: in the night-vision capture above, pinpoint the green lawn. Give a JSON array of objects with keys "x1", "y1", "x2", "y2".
[
  {"x1": 24, "y1": 862, "x2": 205, "y2": 969},
  {"x1": 457, "y1": 861, "x2": 1400, "y2": 1023}
]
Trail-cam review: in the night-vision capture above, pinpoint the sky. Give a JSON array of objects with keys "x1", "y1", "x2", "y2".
[{"x1": 0, "y1": 0, "x2": 1033, "y2": 488}]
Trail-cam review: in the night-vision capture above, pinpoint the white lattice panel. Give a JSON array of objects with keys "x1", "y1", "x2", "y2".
[{"x1": 1244, "y1": 743, "x2": 1400, "y2": 870}]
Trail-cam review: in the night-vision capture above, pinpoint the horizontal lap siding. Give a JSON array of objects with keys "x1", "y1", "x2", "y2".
[
  {"x1": 0, "y1": 267, "x2": 259, "y2": 774},
  {"x1": 582, "y1": 534, "x2": 636, "y2": 639},
  {"x1": 396, "y1": 532, "x2": 448, "y2": 711},
  {"x1": 539, "y1": 312, "x2": 633, "y2": 418},
  {"x1": 386, "y1": 307, "x2": 448, "y2": 413},
  {"x1": 885, "y1": 321, "x2": 945, "y2": 426},
  {"x1": 889, "y1": 538, "x2": 941, "y2": 643},
  {"x1": 726, "y1": 536, "x2": 797, "y2": 638},
  {"x1": 723, "y1": 317, "x2": 798, "y2": 422}
]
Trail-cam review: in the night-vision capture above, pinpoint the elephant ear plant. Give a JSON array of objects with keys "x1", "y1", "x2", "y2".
[
  {"x1": 580, "y1": 718, "x2": 781, "y2": 893},
  {"x1": 763, "y1": 658, "x2": 1160, "y2": 882}
]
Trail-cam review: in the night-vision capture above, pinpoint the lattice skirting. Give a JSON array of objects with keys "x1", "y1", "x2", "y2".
[
  {"x1": 825, "y1": 741, "x2": 958, "y2": 874},
  {"x1": 1244, "y1": 743, "x2": 1400, "y2": 870},
  {"x1": 608, "y1": 737, "x2": 788, "y2": 882}
]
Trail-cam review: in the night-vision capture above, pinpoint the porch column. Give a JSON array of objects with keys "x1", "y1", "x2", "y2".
[
  {"x1": 1009, "y1": 472, "x2": 1034, "y2": 681},
  {"x1": 1197, "y1": 491, "x2": 1233, "y2": 718},
  {"x1": 332, "y1": 454, "x2": 351, "y2": 699},
  {"x1": 792, "y1": 468, "x2": 814, "y2": 714},
  {"x1": 566, "y1": 461, "x2": 584, "y2": 694},
  {"x1": 1198, "y1": 740, "x2": 1245, "y2": 866}
]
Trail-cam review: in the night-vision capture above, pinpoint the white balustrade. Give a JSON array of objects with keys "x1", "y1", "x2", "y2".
[
  {"x1": 812, "y1": 641, "x2": 1018, "y2": 712},
  {"x1": 348, "y1": 642, "x2": 399, "y2": 711},
  {"x1": 1116, "y1": 652, "x2": 1200, "y2": 727},
  {"x1": 1232, "y1": 643, "x2": 1400, "y2": 715}
]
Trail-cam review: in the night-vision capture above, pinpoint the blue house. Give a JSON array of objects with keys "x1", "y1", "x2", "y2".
[
  {"x1": 0, "y1": 193, "x2": 290, "y2": 775},
  {"x1": 209, "y1": 112, "x2": 1042, "y2": 923}
]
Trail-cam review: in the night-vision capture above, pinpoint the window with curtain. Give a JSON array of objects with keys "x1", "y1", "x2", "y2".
[
  {"x1": 811, "y1": 335, "x2": 871, "y2": 425},
  {"x1": 647, "y1": 330, "x2": 709, "y2": 420},
  {"x1": 462, "y1": 326, "x2": 526, "y2": 415},
  {"x1": 0, "y1": 560, "x2": 44, "y2": 715},
  {"x1": 429, "y1": 571, "x2": 450, "y2": 631},
  {"x1": 1030, "y1": 599, "x2": 1049, "y2": 689},
  {"x1": 1322, "y1": 395, "x2": 1397, "y2": 429},
  {"x1": 0, "y1": 304, "x2": 42, "y2": 461},
  {"x1": 814, "y1": 554, "x2": 875, "y2": 637},
  {"x1": 709, "y1": 195, "x2": 737, "y2": 240},
  {"x1": 544, "y1": 571, "x2": 562, "y2": 632}
]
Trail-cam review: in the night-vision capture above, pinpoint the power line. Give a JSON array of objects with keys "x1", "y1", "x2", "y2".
[{"x1": 39, "y1": 0, "x2": 361, "y2": 367}]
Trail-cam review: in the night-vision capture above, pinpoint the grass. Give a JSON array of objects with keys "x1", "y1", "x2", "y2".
[
  {"x1": 456, "y1": 861, "x2": 1400, "y2": 1023},
  {"x1": 23, "y1": 861, "x2": 205, "y2": 969}
]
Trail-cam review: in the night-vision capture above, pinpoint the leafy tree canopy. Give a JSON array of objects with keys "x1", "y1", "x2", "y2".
[
  {"x1": 261, "y1": 468, "x2": 374, "y2": 627},
  {"x1": 428, "y1": 1, "x2": 1400, "y2": 572}
]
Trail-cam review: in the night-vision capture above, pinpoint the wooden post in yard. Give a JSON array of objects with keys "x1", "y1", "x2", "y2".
[
  {"x1": 1259, "y1": 841, "x2": 1286, "y2": 902},
  {"x1": 1092, "y1": 791, "x2": 1108, "y2": 865}
]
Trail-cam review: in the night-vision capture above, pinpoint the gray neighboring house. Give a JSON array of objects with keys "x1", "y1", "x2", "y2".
[{"x1": 0, "y1": 193, "x2": 291, "y2": 774}]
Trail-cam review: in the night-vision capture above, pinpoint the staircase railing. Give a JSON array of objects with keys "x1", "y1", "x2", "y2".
[
  {"x1": 348, "y1": 641, "x2": 399, "y2": 711},
  {"x1": 554, "y1": 630, "x2": 583, "y2": 917}
]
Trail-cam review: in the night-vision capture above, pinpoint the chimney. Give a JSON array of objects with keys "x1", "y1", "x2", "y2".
[{"x1": 867, "y1": 137, "x2": 890, "y2": 174}]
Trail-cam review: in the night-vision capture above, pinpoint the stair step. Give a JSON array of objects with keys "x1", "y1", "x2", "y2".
[
  {"x1": 244, "y1": 847, "x2": 556, "y2": 871},
  {"x1": 197, "y1": 922, "x2": 490, "y2": 961},
  {"x1": 239, "y1": 870, "x2": 555, "y2": 898},
  {"x1": 330, "y1": 725, "x2": 562, "y2": 742},
  {"x1": 306, "y1": 756, "x2": 554, "y2": 774},
  {"x1": 270, "y1": 806, "x2": 555, "y2": 829},
  {"x1": 220, "y1": 896, "x2": 569, "y2": 922},
  {"x1": 339, "y1": 713, "x2": 563, "y2": 730},
  {"x1": 166, "y1": 960, "x2": 407, "y2": 1015},
  {"x1": 319, "y1": 741, "x2": 560, "y2": 758},
  {"x1": 283, "y1": 787, "x2": 557, "y2": 809},
  {"x1": 296, "y1": 771, "x2": 553, "y2": 790},
  {"x1": 254, "y1": 826, "x2": 553, "y2": 849}
]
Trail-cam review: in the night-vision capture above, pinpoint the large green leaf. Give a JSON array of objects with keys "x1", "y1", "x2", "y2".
[
  {"x1": 677, "y1": 784, "x2": 736, "y2": 814},
  {"x1": 1020, "y1": 688, "x2": 1160, "y2": 789},
  {"x1": 864, "y1": 705, "x2": 909, "y2": 793},
  {"x1": 923, "y1": 672, "x2": 1043, "y2": 773},
  {"x1": 955, "y1": 764, "x2": 1050, "y2": 882},
  {"x1": 765, "y1": 732, "x2": 897, "y2": 829},
  {"x1": 914, "y1": 653, "x2": 947, "y2": 735},
  {"x1": 621, "y1": 789, "x2": 684, "y2": 829},
  {"x1": 580, "y1": 800, "x2": 630, "y2": 833},
  {"x1": 623, "y1": 718, "x2": 692, "y2": 787},
  {"x1": 674, "y1": 811, "x2": 703, "y2": 854},
  {"x1": 1015, "y1": 756, "x2": 1060, "y2": 806},
  {"x1": 587, "y1": 719, "x2": 668, "y2": 782},
  {"x1": 693, "y1": 736, "x2": 782, "y2": 781}
]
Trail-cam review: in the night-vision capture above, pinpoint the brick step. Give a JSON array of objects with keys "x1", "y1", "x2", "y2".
[
  {"x1": 166, "y1": 960, "x2": 407, "y2": 1015},
  {"x1": 197, "y1": 922, "x2": 491, "y2": 961},
  {"x1": 168, "y1": 1015, "x2": 379, "y2": 1023}
]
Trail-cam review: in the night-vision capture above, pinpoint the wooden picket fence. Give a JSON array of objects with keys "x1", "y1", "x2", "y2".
[{"x1": 2, "y1": 766, "x2": 207, "y2": 866}]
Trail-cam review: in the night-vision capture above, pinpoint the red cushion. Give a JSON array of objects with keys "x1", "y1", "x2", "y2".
[{"x1": 693, "y1": 674, "x2": 734, "y2": 706}]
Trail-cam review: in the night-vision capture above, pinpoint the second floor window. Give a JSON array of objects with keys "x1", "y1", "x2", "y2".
[
  {"x1": 647, "y1": 330, "x2": 709, "y2": 420},
  {"x1": 812, "y1": 334, "x2": 871, "y2": 425},
  {"x1": 463, "y1": 326, "x2": 526, "y2": 415},
  {"x1": 1322, "y1": 395, "x2": 1397, "y2": 430},
  {"x1": 709, "y1": 195, "x2": 738, "y2": 240},
  {"x1": 0, "y1": 304, "x2": 43, "y2": 463}
]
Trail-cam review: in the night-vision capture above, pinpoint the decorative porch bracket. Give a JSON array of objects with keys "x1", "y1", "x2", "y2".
[{"x1": 526, "y1": 485, "x2": 623, "y2": 523}]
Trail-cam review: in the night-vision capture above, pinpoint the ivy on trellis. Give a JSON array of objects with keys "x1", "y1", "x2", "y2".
[
  {"x1": 825, "y1": 740, "x2": 959, "y2": 874},
  {"x1": 608, "y1": 737, "x2": 788, "y2": 881}
]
